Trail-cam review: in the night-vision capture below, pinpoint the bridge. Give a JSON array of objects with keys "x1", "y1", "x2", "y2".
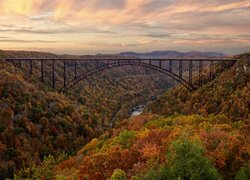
[{"x1": 5, "y1": 58, "x2": 237, "y2": 92}]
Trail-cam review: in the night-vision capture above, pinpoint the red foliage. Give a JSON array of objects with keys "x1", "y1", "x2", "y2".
[{"x1": 79, "y1": 145, "x2": 141, "y2": 180}]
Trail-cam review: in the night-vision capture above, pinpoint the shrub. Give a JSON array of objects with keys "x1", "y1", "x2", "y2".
[{"x1": 110, "y1": 169, "x2": 127, "y2": 180}]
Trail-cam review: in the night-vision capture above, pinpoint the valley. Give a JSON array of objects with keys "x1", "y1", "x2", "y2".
[
  {"x1": 1, "y1": 1, "x2": 249, "y2": 179},
  {"x1": 53, "y1": 53, "x2": 249, "y2": 180},
  {"x1": 0, "y1": 50, "x2": 174, "y2": 179},
  {"x1": 0, "y1": 51, "x2": 249, "y2": 180}
]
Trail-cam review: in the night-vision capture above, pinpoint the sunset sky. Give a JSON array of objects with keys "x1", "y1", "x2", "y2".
[{"x1": 0, "y1": 0, "x2": 249, "y2": 55}]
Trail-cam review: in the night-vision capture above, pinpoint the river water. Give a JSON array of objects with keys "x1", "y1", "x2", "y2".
[
  {"x1": 110, "y1": 105, "x2": 145, "y2": 128},
  {"x1": 130, "y1": 105, "x2": 144, "y2": 116}
]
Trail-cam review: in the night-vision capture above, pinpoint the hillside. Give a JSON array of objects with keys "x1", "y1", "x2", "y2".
[
  {"x1": 0, "y1": 50, "x2": 174, "y2": 122},
  {"x1": 51, "y1": 54, "x2": 250, "y2": 180},
  {"x1": 0, "y1": 50, "x2": 174, "y2": 179},
  {"x1": 0, "y1": 60, "x2": 105, "y2": 179},
  {"x1": 148, "y1": 53, "x2": 250, "y2": 122}
]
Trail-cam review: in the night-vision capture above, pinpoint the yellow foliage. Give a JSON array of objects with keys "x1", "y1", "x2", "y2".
[
  {"x1": 137, "y1": 128, "x2": 150, "y2": 139},
  {"x1": 79, "y1": 138, "x2": 99, "y2": 155}
]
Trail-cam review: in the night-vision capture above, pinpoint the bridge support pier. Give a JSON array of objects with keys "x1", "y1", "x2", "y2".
[
  {"x1": 209, "y1": 61, "x2": 214, "y2": 81},
  {"x1": 85, "y1": 61, "x2": 88, "y2": 70},
  {"x1": 41, "y1": 60, "x2": 44, "y2": 83},
  {"x1": 30, "y1": 60, "x2": 33, "y2": 75},
  {"x1": 179, "y1": 60, "x2": 183, "y2": 78},
  {"x1": 19, "y1": 60, "x2": 22, "y2": 69},
  {"x1": 52, "y1": 59, "x2": 55, "y2": 88},
  {"x1": 189, "y1": 60, "x2": 193, "y2": 84},
  {"x1": 220, "y1": 61, "x2": 225, "y2": 73},
  {"x1": 169, "y1": 60, "x2": 172, "y2": 72},
  {"x1": 199, "y1": 60, "x2": 203, "y2": 86},
  {"x1": 74, "y1": 60, "x2": 77, "y2": 79},
  {"x1": 64, "y1": 60, "x2": 66, "y2": 89},
  {"x1": 96, "y1": 59, "x2": 99, "y2": 68}
]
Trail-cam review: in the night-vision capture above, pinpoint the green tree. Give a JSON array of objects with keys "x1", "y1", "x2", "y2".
[
  {"x1": 15, "y1": 154, "x2": 67, "y2": 180},
  {"x1": 143, "y1": 139, "x2": 220, "y2": 180},
  {"x1": 235, "y1": 164, "x2": 250, "y2": 180},
  {"x1": 110, "y1": 169, "x2": 127, "y2": 180},
  {"x1": 143, "y1": 166, "x2": 171, "y2": 180},
  {"x1": 167, "y1": 139, "x2": 220, "y2": 180},
  {"x1": 113, "y1": 129, "x2": 136, "y2": 149}
]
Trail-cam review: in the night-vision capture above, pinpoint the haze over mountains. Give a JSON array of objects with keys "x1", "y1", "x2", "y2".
[
  {"x1": 0, "y1": 50, "x2": 226, "y2": 59},
  {"x1": 117, "y1": 51, "x2": 226, "y2": 58}
]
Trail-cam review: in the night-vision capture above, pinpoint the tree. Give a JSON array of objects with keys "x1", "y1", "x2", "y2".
[
  {"x1": 167, "y1": 139, "x2": 220, "y2": 180},
  {"x1": 15, "y1": 154, "x2": 67, "y2": 180},
  {"x1": 110, "y1": 169, "x2": 127, "y2": 180},
  {"x1": 112, "y1": 130, "x2": 136, "y2": 149},
  {"x1": 142, "y1": 166, "x2": 171, "y2": 180},
  {"x1": 143, "y1": 139, "x2": 220, "y2": 180},
  {"x1": 235, "y1": 164, "x2": 250, "y2": 180}
]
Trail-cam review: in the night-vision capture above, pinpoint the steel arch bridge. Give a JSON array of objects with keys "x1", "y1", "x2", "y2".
[{"x1": 5, "y1": 58, "x2": 237, "y2": 92}]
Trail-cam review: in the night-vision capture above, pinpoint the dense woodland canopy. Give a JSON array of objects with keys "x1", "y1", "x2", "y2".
[
  {"x1": 0, "y1": 50, "x2": 172, "y2": 179},
  {"x1": 53, "y1": 53, "x2": 249, "y2": 180},
  {"x1": 0, "y1": 51, "x2": 249, "y2": 180}
]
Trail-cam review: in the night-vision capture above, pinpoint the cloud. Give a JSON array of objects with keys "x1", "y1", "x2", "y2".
[
  {"x1": 91, "y1": 0, "x2": 126, "y2": 10},
  {"x1": 0, "y1": 38, "x2": 61, "y2": 43},
  {"x1": 140, "y1": 33, "x2": 172, "y2": 38},
  {"x1": 0, "y1": 27, "x2": 116, "y2": 35},
  {"x1": 0, "y1": 0, "x2": 45, "y2": 15},
  {"x1": 0, "y1": 36, "x2": 9, "y2": 39},
  {"x1": 0, "y1": 0, "x2": 249, "y2": 54}
]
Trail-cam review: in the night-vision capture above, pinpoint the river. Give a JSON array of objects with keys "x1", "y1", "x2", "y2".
[
  {"x1": 109, "y1": 105, "x2": 145, "y2": 128},
  {"x1": 130, "y1": 105, "x2": 144, "y2": 116}
]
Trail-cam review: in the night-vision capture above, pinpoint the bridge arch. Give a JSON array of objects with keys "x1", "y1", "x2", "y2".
[
  {"x1": 5, "y1": 58, "x2": 237, "y2": 92},
  {"x1": 60, "y1": 61, "x2": 194, "y2": 92}
]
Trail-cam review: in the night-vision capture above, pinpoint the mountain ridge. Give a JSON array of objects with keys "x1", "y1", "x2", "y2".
[
  {"x1": 0, "y1": 49, "x2": 226, "y2": 59},
  {"x1": 117, "y1": 51, "x2": 226, "y2": 58}
]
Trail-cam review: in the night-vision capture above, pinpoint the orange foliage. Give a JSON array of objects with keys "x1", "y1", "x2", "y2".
[
  {"x1": 79, "y1": 145, "x2": 141, "y2": 180},
  {"x1": 139, "y1": 142, "x2": 160, "y2": 159},
  {"x1": 56, "y1": 157, "x2": 77, "y2": 171}
]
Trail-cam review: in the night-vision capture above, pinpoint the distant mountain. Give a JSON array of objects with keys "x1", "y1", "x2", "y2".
[
  {"x1": 117, "y1": 51, "x2": 226, "y2": 58},
  {"x1": 0, "y1": 49, "x2": 226, "y2": 59}
]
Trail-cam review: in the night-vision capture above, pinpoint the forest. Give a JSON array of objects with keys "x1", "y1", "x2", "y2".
[
  {"x1": 0, "y1": 51, "x2": 249, "y2": 180},
  {"x1": 53, "y1": 54, "x2": 249, "y2": 180},
  {"x1": 0, "y1": 50, "x2": 172, "y2": 179}
]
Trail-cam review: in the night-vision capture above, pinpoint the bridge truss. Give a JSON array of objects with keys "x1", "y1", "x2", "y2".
[{"x1": 5, "y1": 58, "x2": 237, "y2": 92}]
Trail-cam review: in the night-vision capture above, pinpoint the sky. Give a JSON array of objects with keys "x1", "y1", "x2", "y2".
[{"x1": 0, "y1": 0, "x2": 250, "y2": 55}]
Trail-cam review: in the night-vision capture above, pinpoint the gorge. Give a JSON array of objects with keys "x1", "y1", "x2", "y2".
[{"x1": 0, "y1": 51, "x2": 249, "y2": 180}]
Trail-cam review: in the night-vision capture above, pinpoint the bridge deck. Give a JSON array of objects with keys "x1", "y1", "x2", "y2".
[{"x1": 5, "y1": 58, "x2": 238, "y2": 62}]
